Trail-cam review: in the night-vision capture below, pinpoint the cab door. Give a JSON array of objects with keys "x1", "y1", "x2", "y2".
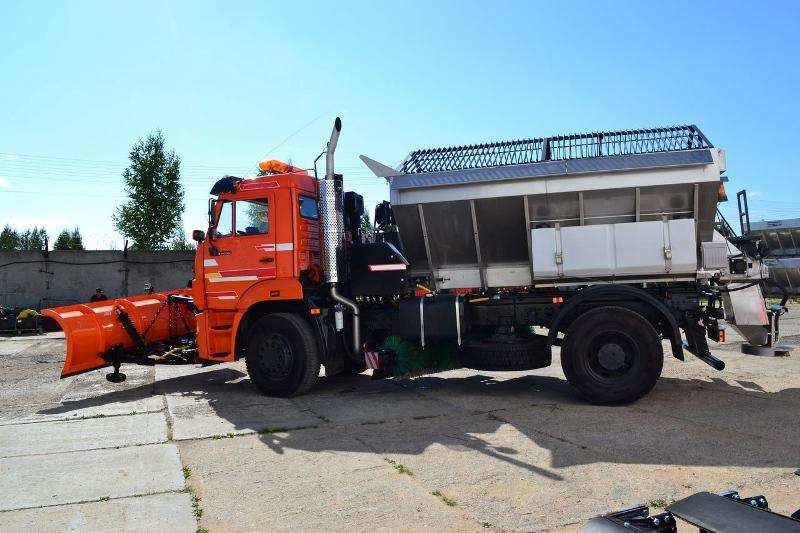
[{"x1": 204, "y1": 193, "x2": 277, "y2": 310}]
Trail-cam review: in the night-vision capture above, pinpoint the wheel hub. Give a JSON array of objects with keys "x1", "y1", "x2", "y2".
[
  {"x1": 260, "y1": 334, "x2": 293, "y2": 379},
  {"x1": 596, "y1": 342, "x2": 627, "y2": 371},
  {"x1": 587, "y1": 332, "x2": 637, "y2": 380}
]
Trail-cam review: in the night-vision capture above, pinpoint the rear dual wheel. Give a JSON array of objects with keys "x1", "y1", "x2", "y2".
[
  {"x1": 245, "y1": 313, "x2": 320, "y2": 397},
  {"x1": 560, "y1": 306, "x2": 663, "y2": 405}
]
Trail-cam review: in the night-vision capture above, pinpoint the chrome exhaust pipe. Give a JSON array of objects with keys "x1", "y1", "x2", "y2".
[
  {"x1": 330, "y1": 284, "x2": 360, "y2": 355},
  {"x1": 320, "y1": 117, "x2": 344, "y2": 283},
  {"x1": 325, "y1": 117, "x2": 341, "y2": 179},
  {"x1": 320, "y1": 118, "x2": 360, "y2": 355}
]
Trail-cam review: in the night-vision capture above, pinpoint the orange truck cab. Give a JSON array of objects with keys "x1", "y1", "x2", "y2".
[{"x1": 193, "y1": 166, "x2": 321, "y2": 364}]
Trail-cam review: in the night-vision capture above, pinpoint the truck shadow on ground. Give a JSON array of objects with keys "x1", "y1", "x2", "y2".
[{"x1": 39, "y1": 367, "x2": 800, "y2": 476}]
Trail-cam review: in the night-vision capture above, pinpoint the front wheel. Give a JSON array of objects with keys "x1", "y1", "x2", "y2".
[
  {"x1": 560, "y1": 306, "x2": 663, "y2": 405},
  {"x1": 245, "y1": 313, "x2": 320, "y2": 397}
]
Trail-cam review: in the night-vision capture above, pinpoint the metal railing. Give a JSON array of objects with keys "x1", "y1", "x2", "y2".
[
  {"x1": 714, "y1": 209, "x2": 738, "y2": 240},
  {"x1": 400, "y1": 125, "x2": 713, "y2": 174}
]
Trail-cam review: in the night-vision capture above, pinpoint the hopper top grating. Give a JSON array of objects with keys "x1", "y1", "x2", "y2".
[{"x1": 400, "y1": 125, "x2": 712, "y2": 174}]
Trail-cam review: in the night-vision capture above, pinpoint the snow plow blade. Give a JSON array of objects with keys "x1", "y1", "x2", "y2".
[{"x1": 42, "y1": 290, "x2": 196, "y2": 378}]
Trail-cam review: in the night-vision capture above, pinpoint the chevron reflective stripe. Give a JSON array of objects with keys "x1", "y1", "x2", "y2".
[{"x1": 364, "y1": 349, "x2": 380, "y2": 369}]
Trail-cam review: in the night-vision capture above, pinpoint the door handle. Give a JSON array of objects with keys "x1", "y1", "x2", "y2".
[{"x1": 259, "y1": 257, "x2": 275, "y2": 263}]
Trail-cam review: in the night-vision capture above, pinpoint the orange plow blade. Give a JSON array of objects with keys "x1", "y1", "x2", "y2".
[{"x1": 42, "y1": 289, "x2": 196, "y2": 378}]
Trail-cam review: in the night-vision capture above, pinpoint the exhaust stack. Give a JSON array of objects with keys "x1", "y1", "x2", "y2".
[
  {"x1": 319, "y1": 118, "x2": 361, "y2": 355},
  {"x1": 320, "y1": 117, "x2": 344, "y2": 283}
]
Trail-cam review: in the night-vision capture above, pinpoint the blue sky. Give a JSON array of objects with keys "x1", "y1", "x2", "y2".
[{"x1": 1, "y1": 1, "x2": 799, "y2": 248}]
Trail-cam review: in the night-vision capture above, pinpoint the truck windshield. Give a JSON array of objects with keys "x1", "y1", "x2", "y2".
[
  {"x1": 237, "y1": 199, "x2": 269, "y2": 235},
  {"x1": 214, "y1": 201, "x2": 233, "y2": 238}
]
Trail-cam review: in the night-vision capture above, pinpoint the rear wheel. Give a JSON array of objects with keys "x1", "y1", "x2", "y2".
[
  {"x1": 560, "y1": 306, "x2": 663, "y2": 405},
  {"x1": 245, "y1": 313, "x2": 320, "y2": 397}
]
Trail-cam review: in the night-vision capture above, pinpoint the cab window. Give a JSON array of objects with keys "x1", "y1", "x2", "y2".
[
  {"x1": 299, "y1": 195, "x2": 318, "y2": 220},
  {"x1": 236, "y1": 199, "x2": 269, "y2": 235},
  {"x1": 214, "y1": 201, "x2": 233, "y2": 238}
]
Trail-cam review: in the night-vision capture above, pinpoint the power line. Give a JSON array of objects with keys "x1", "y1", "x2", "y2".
[
  {"x1": 240, "y1": 112, "x2": 328, "y2": 176},
  {"x1": 2, "y1": 189, "x2": 212, "y2": 201},
  {"x1": 0, "y1": 151, "x2": 240, "y2": 170}
]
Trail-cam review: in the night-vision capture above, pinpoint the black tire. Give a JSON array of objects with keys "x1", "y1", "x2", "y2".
[
  {"x1": 460, "y1": 336, "x2": 550, "y2": 371},
  {"x1": 245, "y1": 313, "x2": 320, "y2": 397},
  {"x1": 560, "y1": 306, "x2": 663, "y2": 405}
]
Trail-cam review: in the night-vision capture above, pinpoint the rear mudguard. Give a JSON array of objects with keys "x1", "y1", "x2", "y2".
[{"x1": 42, "y1": 289, "x2": 196, "y2": 378}]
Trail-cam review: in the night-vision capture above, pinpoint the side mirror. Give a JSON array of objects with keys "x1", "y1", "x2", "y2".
[{"x1": 192, "y1": 229, "x2": 206, "y2": 243}]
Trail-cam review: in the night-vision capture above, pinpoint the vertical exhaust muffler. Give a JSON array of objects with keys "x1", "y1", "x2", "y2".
[
  {"x1": 320, "y1": 117, "x2": 343, "y2": 283},
  {"x1": 319, "y1": 118, "x2": 361, "y2": 355}
]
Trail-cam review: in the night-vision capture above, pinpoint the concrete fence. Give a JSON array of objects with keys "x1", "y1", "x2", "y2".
[{"x1": 0, "y1": 250, "x2": 195, "y2": 310}]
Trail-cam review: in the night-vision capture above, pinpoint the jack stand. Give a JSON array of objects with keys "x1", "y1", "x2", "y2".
[
  {"x1": 106, "y1": 346, "x2": 127, "y2": 383},
  {"x1": 106, "y1": 362, "x2": 127, "y2": 383}
]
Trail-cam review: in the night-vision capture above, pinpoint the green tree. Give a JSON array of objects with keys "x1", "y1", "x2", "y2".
[
  {"x1": 113, "y1": 131, "x2": 184, "y2": 250},
  {"x1": 53, "y1": 227, "x2": 85, "y2": 250},
  {"x1": 53, "y1": 230, "x2": 72, "y2": 250},
  {"x1": 18, "y1": 227, "x2": 48, "y2": 250},
  {"x1": 70, "y1": 227, "x2": 84, "y2": 250},
  {"x1": 0, "y1": 225, "x2": 20, "y2": 250},
  {"x1": 360, "y1": 212, "x2": 372, "y2": 241},
  {"x1": 167, "y1": 231, "x2": 196, "y2": 251}
]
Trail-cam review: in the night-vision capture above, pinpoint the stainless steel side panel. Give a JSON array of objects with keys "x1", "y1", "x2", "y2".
[
  {"x1": 531, "y1": 218, "x2": 697, "y2": 280},
  {"x1": 722, "y1": 283, "x2": 769, "y2": 346}
]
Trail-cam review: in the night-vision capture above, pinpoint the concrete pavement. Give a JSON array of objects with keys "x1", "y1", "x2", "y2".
[{"x1": 0, "y1": 323, "x2": 798, "y2": 531}]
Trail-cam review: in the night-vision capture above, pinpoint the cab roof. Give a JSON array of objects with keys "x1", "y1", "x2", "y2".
[{"x1": 209, "y1": 161, "x2": 317, "y2": 196}]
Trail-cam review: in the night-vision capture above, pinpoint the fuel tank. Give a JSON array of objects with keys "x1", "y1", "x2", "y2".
[{"x1": 42, "y1": 289, "x2": 196, "y2": 378}]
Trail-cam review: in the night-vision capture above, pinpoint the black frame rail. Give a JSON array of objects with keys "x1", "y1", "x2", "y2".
[{"x1": 400, "y1": 125, "x2": 713, "y2": 174}]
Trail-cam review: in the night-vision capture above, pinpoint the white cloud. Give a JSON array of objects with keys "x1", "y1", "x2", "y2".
[
  {"x1": 0, "y1": 176, "x2": 10, "y2": 188},
  {"x1": 0, "y1": 154, "x2": 18, "y2": 161}
]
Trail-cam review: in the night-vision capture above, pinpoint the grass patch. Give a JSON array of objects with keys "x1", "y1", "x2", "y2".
[
  {"x1": 191, "y1": 492, "x2": 203, "y2": 518},
  {"x1": 210, "y1": 433, "x2": 235, "y2": 440},
  {"x1": 647, "y1": 498, "x2": 675, "y2": 508},
  {"x1": 767, "y1": 296, "x2": 800, "y2": 306},
  {"x1": 196, "y1": 528, "x2": 209, "y2": 533},
  {"x1": 258, "y1": 427, "x2": 288, "y2": 434},
  {"x1": 432, "y1": 490, "x2": 456, "y2": 507},
  {"x1": 182, "y1": 466, "x2": 192, "y2": 480},
  {"x1": 258, "y1": 424, "x2": 318, "y2": 434},
  {"x1": 183, "y1": 486, "x2": 204, "y2": 519},
  {"x1": 99, "y1": 496, "x2": 110, "y2": 502},
  {"x1": 481, "y1": 522, "x2": 493, "y2": 528},
  {"x1": 70, "y1": 413, "x2": 106, "y2": 421},
  {"x1": 384, "y1": 458, "x2": 413, "y2": 476}
]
